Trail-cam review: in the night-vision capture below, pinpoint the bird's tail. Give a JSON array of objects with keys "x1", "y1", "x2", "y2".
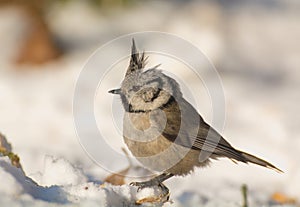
[{"x1": 237, "y1": 150, "x2": 283, "y2": 173}]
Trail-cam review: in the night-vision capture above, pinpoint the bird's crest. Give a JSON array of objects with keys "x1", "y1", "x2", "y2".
[{"x1": 125, "y1": 39, "x2": 148, "y2": 76}]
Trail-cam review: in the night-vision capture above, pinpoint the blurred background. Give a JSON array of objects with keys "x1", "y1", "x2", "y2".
[{"x1": 0, "y1": 0, "x2": 299, "y2": 206}]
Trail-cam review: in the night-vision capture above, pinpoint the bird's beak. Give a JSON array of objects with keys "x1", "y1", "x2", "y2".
[{"x1": 108, "y1": 88, "x2": 121, "y2": 94}]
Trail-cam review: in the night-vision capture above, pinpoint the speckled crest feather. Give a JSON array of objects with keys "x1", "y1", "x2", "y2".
[{"x1": 125, "y1": 39, "x2": 148, "y2": 76}]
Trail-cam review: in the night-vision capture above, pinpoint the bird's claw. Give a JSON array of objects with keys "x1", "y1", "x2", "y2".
[
  {"x1": 130, "y1": 181, "x2": 170, "y2": 195},
  {"x1": 130, "y1": 181, "x2": 154, "y2": 191}
]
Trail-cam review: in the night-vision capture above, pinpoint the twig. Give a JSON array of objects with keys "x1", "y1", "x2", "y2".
[{"x1": 241, "y1": 184, "x2": 248, "y2": 207}]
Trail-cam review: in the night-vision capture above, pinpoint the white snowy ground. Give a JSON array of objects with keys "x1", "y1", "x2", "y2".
[{"x1": 0, "y1": 1, "x2": 300, "y2": 206}]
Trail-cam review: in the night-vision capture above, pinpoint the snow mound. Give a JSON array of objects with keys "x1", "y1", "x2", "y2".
[
  {"x1": 0, "y1": 156, "x2": 171, "y2": 206},
  {"x1": 40, "y1": 155, "x2": 87, "y2": 186}
]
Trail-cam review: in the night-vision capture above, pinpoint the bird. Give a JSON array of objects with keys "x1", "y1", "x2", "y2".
[{"x1": 108, "y1": 39, "x2": 282, "y2": 193}]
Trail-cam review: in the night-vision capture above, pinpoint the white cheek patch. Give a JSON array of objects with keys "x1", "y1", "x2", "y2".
[{"x1": 130, "y1": 91, "x2": 172, "y2": 111}]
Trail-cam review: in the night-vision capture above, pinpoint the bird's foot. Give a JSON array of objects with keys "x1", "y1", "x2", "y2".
[
  {"x1": 130, "y1": 180, "x2": 157, "y2": 191},
  {"x1": 130, "y1": 181, "x2": 169, "y2": 195}
]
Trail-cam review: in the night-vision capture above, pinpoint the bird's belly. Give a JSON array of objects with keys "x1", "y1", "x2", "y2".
[
  {"x1": 123, "y1": 112, "x2": 209, "y2": 175},
  {"x1": 124, "y1": 135, "x2": 209, "y2": 175}
]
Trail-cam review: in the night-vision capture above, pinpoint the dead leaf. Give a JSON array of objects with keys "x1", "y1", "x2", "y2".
[
  {"x1": 135, "y1": 191, "x2": 170, "y2": 205},
  {"x1": 104, "y1": 167, "x2": 130, "y2": 186},
  {"x1": 271, "y1": 192, "x2": 297, "y2": 205},
  {"x1": 0, "y1": 133, "x2": 22, "y2": 169}
]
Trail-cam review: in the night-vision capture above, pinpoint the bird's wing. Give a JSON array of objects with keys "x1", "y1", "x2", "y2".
[
  {"x1": 160, "y1": 98, "x2": 282, "y2": 171},
  {"x1": 161, "y1": 98, "x2": 247, "y2": 162},
  {"x1": 192, "y1": 122, "x2": 247, "y2": 162}
]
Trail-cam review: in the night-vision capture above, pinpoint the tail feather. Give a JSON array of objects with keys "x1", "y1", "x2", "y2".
[{"x1": 238, "y1": 150, "x2": 283, "y2": 173}]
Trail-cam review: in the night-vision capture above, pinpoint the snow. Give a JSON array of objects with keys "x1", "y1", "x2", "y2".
[
  {"x1": 39, "y1": 156, "x2": 87, "y2": 186},
  {"x1": 0, "y1": 156, "x2": 170, "y2": 206},
  {"x1": 0, "y1": 154, "x2": 293, "y2": 206},
  {"x1": 0, "y1": 1, "x2": 299, "y2": 206}
]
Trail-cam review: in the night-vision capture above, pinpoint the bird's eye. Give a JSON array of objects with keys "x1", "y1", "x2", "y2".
[{"x1": 132, "y1": 86, "x2": 141, "y2": 92}]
